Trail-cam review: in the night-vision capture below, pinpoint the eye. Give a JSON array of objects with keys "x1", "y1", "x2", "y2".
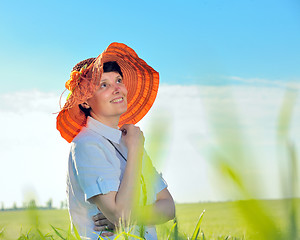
[
  {"x1": 117, "y1": 78, "x2": 123, "y2": 83},
  {"x1": 100, "y1": 82, "x2": 107, "y2": 88}
]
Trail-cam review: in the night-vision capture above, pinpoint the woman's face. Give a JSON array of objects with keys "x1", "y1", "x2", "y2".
[{"x1": 87, "y1": 71, "x2": 128, "y2": 123}]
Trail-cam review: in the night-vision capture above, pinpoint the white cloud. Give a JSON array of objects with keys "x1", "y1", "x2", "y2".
[
  {"x1": 0, "y1": 90, "x2": 60, "y2": 113},
  {"x1": 227, "y1": 76, "x2": 300, "y2": 90},
  {"x1": 0, "y1": 84, "x2": 299, "y2": 207}
]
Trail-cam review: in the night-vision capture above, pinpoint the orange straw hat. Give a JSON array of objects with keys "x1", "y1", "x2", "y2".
[{"x1": 56, "y1": 42, "x2": 159, "y2": 143}]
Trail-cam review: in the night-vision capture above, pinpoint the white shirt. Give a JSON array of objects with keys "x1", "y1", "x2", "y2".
[{"x1": 67, "y1": 116, "x2": 168, "y2": 239}]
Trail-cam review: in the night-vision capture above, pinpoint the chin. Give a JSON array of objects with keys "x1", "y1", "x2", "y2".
[
  {"x1": 120, "y1": 108, "x2": 127, "y2": 115},
  {"x1": 113, "y1": 108, "x2": 127, "y2": 116},
  {"x1": 113, "y1": 103, "x2": 127, "y2": 115},
  {"x1": 120, "y1": 104, "x2": 128, "y2": 114}
]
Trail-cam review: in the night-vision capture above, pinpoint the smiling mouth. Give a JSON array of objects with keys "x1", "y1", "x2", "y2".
[{"x1": 110, "y1": 97, "x2": 124, "y2": 103}]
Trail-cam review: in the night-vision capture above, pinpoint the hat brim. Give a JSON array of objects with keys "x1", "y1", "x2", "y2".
[{"x1": 57, "y1": 42, "x2": 159, "y2": 143}]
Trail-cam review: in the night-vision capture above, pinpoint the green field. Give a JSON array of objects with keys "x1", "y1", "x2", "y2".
[{"x1": 0, "y1": 199, "x2": 299, "y2": 239}]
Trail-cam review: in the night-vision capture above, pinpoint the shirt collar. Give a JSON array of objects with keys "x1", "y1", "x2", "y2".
[{"x1": 86, "y1": 116, "x2": 122, "y2": 144}]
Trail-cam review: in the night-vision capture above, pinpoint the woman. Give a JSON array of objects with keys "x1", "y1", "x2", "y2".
[{"x1": 56, "y1": 42, "x2": 175, "y2": 239}]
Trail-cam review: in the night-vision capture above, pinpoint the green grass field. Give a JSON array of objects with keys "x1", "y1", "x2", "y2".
[{"x1": 0, "y1": 199, "x2": 299, "y2": 239}]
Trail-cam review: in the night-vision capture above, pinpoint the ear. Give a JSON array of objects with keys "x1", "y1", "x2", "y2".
[{"x1": 80, "y1": 102, "x2": 91, "y2": 109}]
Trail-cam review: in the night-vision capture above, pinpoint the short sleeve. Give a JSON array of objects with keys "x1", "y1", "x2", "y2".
[
  {"x1": 71, "y1": 140, "x2": 120, "y2": 201},
  {"x1": 153, "y1": 172, "x2": 168, "y2": 196},
  {"x1": 141, "y1": 150, "x2": 168, "y2": 203}
]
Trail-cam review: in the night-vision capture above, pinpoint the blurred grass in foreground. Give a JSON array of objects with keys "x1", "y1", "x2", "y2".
[
  {"x1": 202, "y1": 87, "x2": 299, "y2": 240},
  {"x1": 1, "y1": 200, "x2": 299, "y2": 239}
]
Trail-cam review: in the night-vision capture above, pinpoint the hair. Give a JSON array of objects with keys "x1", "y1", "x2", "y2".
[
  {"x1": 76, "y1": 59, "x2": 123, "y2": 117},
  {"x1": 103, "y1": 61, "x2": 123, "y2": 77},
  {"x1": 72, "y1": 57, "x2": 96, "y2": 72}
]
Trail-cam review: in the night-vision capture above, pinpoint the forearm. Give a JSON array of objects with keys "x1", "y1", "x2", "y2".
[
  {"x1": 135, "y1": 198, "x2": 176, "y2": 225},
  {"x1": 90, "y1": 147, "x2": 144, "y2": 225},
  {"x1": 105, "y1": 146, "x2": 143, "y2": 225}
]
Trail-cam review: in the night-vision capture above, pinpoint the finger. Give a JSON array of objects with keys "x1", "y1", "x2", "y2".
[
  {"x1": 94, "y1": 219, "x2": 110, "y2": 226},
  {"x1": 92, "y1": 212, "x2": 106, "y2": 221},
  {"x1": 94, "y1": 225, "x2": 112, "y2": 232},
  {"x1": 119, "y1": 124, "x2": 130, "y2": 130},
  {"x1": 101, "y1": 231, "x2": 114, "y2": 237},
  {"x1": 108, "y1": 223, "x2": 115, "y2": 230},
  {"x1": 120, "y1": 123, "x2": 135, "y2": 130}
]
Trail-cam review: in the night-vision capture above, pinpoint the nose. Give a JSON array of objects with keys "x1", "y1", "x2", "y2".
[{"x1": 112, "y1": 82, "x2": 121, "y2": 94}]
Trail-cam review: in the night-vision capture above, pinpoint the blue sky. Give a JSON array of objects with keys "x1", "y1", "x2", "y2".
[
  {"x1": 1, "y1": 0, "x2": 299, "y2": 92},
  {"x1": 0, "y1": 0, "x2": 299, "y2": 207}
]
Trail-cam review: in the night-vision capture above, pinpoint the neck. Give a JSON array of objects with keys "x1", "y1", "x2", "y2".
[{"x1": 90, "y1": 112, "x2": 120, "y2": 129}]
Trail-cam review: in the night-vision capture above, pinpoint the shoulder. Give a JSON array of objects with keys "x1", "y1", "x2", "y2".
[
  {"x1": 73, "y1": 127, "x2": 95, "y2": 142},
  {"x1": 69, "y1": 133, "x2": 108, "y2": 168},
  {"x1": 72, "y1": 127, "x2": 105, "y2": 146},
  {"x1": 70, "y1": 128, "x2": 106, "y2": 155}
]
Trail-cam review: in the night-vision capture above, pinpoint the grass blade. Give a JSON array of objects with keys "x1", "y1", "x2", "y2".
[
  {"x1": 126, "y1": 232, "x2": 145, "y2": 239},
  {"x1": 72, "y1": 224, "x2": 82, "y2": 240},
  {"x1": 0, "y1": 228, "x2": 4, "y2": 239},
  {"x1": 36, "y1": 229, "x2": 47, "y2": 240},
  {"x1": 51, "y1": 225, "x2": 66, "y2": 240},
  {"x1": 167, "y1": 221, "x2": 177, "y2": 240},
  {"x1": 191, "y1": 210, "x2": 205, "y2": 240}
]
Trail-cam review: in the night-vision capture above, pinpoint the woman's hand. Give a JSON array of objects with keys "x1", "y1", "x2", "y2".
[
  {"x1": 92, "y1": 212, "x2": 115, "y2": 236},
  {"x1": 120, "y1": 124, "x2": 144, "y2": 154}
]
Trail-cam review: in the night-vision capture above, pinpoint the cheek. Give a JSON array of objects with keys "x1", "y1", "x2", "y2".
[
  {"x1": 88, "y1": 92, "x2": 106, "y2": 110},
  {"x1": 94, "y1": 90, "x2": 110, "y2": 102},
  {"x1": 122, "y1": 86, "x2": 128, "y2": 96}
]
